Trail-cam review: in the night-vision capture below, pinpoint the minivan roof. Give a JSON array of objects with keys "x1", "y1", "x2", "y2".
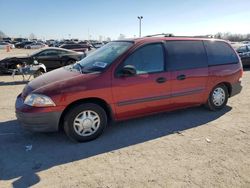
[{"x1": 115, "y1": 37, "x2": 225, "y2": 44}]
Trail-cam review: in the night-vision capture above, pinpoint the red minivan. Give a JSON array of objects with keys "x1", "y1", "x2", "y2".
[{"x1": 15, "y1": 37, "x2": 243, "y2": 142}]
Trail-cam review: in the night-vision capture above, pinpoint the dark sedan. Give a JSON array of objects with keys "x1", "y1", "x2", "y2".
[
  {"x1": 237, "y1": 45, "x2": 250, "y2": 66},
  {"x1": 60, "y1": 44, "x2": 92, "y2": 53},
  {"x1": 0, "y1": 47, "x2": 85, "y2": 74},
  {"x1": 15, "y1": 41, "x2": 33, "y2": 48}
]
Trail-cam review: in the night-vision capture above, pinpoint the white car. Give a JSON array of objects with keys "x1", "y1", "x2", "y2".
[
  {"x1": 24, "y1": 42, "x2": 47, "y2": 49},
  {"x1": 0, "y1": 42, "x2": 15, "y2": 49}
]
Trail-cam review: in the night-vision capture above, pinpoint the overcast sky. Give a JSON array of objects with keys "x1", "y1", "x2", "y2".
[{"x1": 0, "y1": 0, "x2": 250, "y2": 40}]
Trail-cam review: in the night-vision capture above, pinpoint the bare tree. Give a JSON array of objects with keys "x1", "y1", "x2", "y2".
[
  {"x1": 214, "y1": 32, "x2": 250, "y2": 42},
  {"x1": 29, "y1": 33, "x2": 36, "y2": 40},
  {"x1": 0, "y1": 30, "x2": 7, "y2": 39},
  {"x1": 106, "y1": 37, "x2": 111, "y2": 42},
  {"x1": 118, "y1": 34, "x2": 126, "y2": 40}
]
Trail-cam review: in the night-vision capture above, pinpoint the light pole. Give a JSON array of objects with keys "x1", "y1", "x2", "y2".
[{"x1": 137, "y1": 16, "x2": 143, "y2": 37}]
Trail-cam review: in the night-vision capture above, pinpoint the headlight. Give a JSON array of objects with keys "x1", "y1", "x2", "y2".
[{"x1": 24, "y1": 94, "x2": 56, "y2": 107}]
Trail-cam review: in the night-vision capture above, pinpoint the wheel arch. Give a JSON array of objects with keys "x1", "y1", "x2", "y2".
[
  {"x1": 58, "y1": 97, "x2": 114, "y2": 130},
  {"x1": 218, "y1": 82, "x2": 232, "y2": 97},
  {"x1": 61, "y1": 56, "x2": 76, "y2": 66},
  {"x1": 38, "y1": 67, "x2": 46, "y2": 73}
]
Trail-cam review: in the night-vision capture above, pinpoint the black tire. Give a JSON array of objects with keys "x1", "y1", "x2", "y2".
[
  {"x1": 64, "y1": 103, "x2": 107, "y2": 142},
  {"x1": 206, "y1": 84, "x2": 228, "y2": 111},
  {"x1": 33, "y1": 69, "x2": 44, "y2": 78}
]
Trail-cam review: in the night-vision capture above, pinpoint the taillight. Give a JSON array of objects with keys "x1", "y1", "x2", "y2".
[
  {"x1": 240, "y1": 68, "x2": 243, "y2": 78},
  {"x1": 239, "y1": 68, "x2": 243, "y2": 82}
]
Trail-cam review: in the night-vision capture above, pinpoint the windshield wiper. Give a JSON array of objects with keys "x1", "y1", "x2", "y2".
[{"x1": 75, "y1": 62, "x2": 84, "y2": 74}]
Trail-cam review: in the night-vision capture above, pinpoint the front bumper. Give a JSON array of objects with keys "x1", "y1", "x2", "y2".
[
  {"x1": 230, "y1": 81, "x2": 242, "y2": 97},
  {"x1": 15, "y1": 94, "x2": 62, "y2": 132},
  {"x1": 16, "y1": 111, "x2": 62, "y2": 132}
]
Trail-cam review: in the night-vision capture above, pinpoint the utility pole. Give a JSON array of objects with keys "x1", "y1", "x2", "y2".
[{"x1": 137, "y1": 16, "x2": 143, "y2": 37}]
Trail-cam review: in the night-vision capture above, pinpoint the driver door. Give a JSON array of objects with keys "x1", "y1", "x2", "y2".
[
  {"x1": 35, "y1": 50, "x2": 62, "y2": 71},
  {"x1": 112, "y1": 43, "x2": 172, "y2": 120}
]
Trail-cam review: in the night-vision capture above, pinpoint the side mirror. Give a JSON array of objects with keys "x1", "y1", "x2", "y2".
[{"x1": 119, "y1": 65, "x2": 137, "y2": 77}]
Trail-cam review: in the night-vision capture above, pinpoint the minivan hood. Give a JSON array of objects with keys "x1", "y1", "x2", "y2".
[{"x1": 21, "y1": 67, "x2": 82, "y2": 98}]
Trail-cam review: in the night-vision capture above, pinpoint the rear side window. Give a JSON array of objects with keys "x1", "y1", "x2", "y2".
[
  {"x1": 204, "y1": 41, "x2": 238, "y2": 66},
  {"x1": 165, "y1": 41, "x2": 207, "y2": 71},
  {"x1": 123, "y1": 43, "x2": 165, "y2": 74}
]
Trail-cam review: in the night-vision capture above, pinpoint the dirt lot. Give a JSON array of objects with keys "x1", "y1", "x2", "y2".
[{"x1": 0, "y1": 49, "x2": 250, "y2": 187}]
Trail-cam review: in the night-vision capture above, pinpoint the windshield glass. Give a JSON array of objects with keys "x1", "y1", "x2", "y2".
[{"x1": 73, "y1": 41, "x2": 133, "y2": 73}]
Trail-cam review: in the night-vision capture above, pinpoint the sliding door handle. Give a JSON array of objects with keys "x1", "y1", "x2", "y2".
[{"x1": 177, "y1": 74, "x2": 186, "y2": 80}]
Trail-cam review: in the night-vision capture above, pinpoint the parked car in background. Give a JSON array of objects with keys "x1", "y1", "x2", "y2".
[
  {"x1": 0, "y1": 41, "x2": 15, "y2": 49},
  {"x1": 0, "y1": 47, "x2": 85, "y2": 73},
  {"x1": 242, "y1": 41, "x2": 250, "y2": 44},
  {"x1": 91, "y1": 42, "x2": 104, "y2": 49},
  {"x1": 24, "y1": 42, "x2": 47, "y2": 49},
  {"x1": 13, "y1": 38, "x2": 28, "y2": 43},
  {"x1": 15, "y1": 41, "x2": 33, "y2": 48},
  {"x1": 60, "y1": 43, "x2": 91, "y2": 52},
  {"x1": 236, "y1": 45, "x2": 250, "y2": 66},
  {"x1": 15, "y1": 37, "x2": 243, "y2": 142}
]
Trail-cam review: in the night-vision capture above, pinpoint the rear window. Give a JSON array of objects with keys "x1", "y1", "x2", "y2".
[
  {"x1": 204, "y1": 41, "x2": 239, "y2": 66},
  {"x1": 165, "y1": 41, "x2": 207, "y2": 71}
]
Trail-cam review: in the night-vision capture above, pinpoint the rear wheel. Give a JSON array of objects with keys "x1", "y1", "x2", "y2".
[
  {"x1": 206, "y1": 84, "x2": 228, "y2": 111},
  {"x1": 64, "y1": 103, "x2": 107, "y2": 142}
]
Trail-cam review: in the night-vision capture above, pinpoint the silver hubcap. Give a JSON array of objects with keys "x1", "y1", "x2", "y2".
[
  {"x1": 73, "y1": 110, "x2": 100, "y2": 136},
  {"x1": 212, "y1": 87, "x2": 225, "y2": 106}
]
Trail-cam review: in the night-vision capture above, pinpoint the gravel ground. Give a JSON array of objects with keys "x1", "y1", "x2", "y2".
[{"x1": 0, "y1": 49, "x2": 250, "y2": 188}]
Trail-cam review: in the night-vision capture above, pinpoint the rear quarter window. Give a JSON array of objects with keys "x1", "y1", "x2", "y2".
[
  {"x1": 204, "y1": 41, "x2": 239, "y2": 66},
  {"x1": 165, "y1": 41, "x2": 207, "y2": 71}
]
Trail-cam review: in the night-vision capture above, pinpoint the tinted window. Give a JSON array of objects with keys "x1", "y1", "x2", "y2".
[
  {"x1": 237, "y1": 46, "x2": 248, "y2": 53},
  {"x1": 204, "y1": 41, "x2": 238, "y2": 66},
  {"x1": 57, "y1": 50, "x2": 68, "y2": 54},
  {"x1": 65, "y1": 45, "x2": 72, "y2": 49},
  {"x1": 123, "y1": 43, "x2": 164, "y2": 74},
  {"x1": 38, "y1": 50, "x2": 59, "y2": 56},
  {"x1": 165, "y1": 41, "x2": 207, "y2": 71}
]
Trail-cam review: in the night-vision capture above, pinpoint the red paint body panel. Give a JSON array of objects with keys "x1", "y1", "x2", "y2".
[{"x1": 16, "y1": 37, "x2": 243, "y2": 126}]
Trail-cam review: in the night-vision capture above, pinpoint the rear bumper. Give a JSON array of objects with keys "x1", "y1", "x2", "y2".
[{"x1": 230, "y1": 81, "x2": 242, "y2": 97}]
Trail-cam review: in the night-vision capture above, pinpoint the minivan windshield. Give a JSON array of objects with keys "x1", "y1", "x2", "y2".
[{"x1": 73, "y1": 41, "x2": 133, "y2": 73}]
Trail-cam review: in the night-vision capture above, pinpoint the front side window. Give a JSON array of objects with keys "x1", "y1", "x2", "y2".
[
  {"x1": 204, "y1": 41, "x2": 239, "y2": 66},
  {"x1": 123, "y1": 43, "x2": 165, "y2": 74},
  {"x1": 165, "y1": 41, "x2": 207, "y2": 71}
]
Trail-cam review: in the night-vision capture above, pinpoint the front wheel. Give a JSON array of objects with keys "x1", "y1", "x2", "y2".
[
  {"x1": 64, "y1": 103, "x2": 107, "y2": 142},
  {"x1": 206, "y1": 84, "x2": 228, "y2": 111},
  {"x1": 66, "y1": 59, "x2": 75, "y2": 65}
]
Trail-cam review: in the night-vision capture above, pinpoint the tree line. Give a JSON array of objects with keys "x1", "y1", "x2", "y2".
[
  {"x1": 1, "y1": 30, "x2": 250, "y2": 42},
  {"x1": 214, "y1": 32, "x2": 250, "y2": 42}
]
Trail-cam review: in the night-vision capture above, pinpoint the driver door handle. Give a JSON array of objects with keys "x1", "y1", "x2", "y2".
[{"x1": 156, "y1": 77, "x2": 166, "y2": 83}]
